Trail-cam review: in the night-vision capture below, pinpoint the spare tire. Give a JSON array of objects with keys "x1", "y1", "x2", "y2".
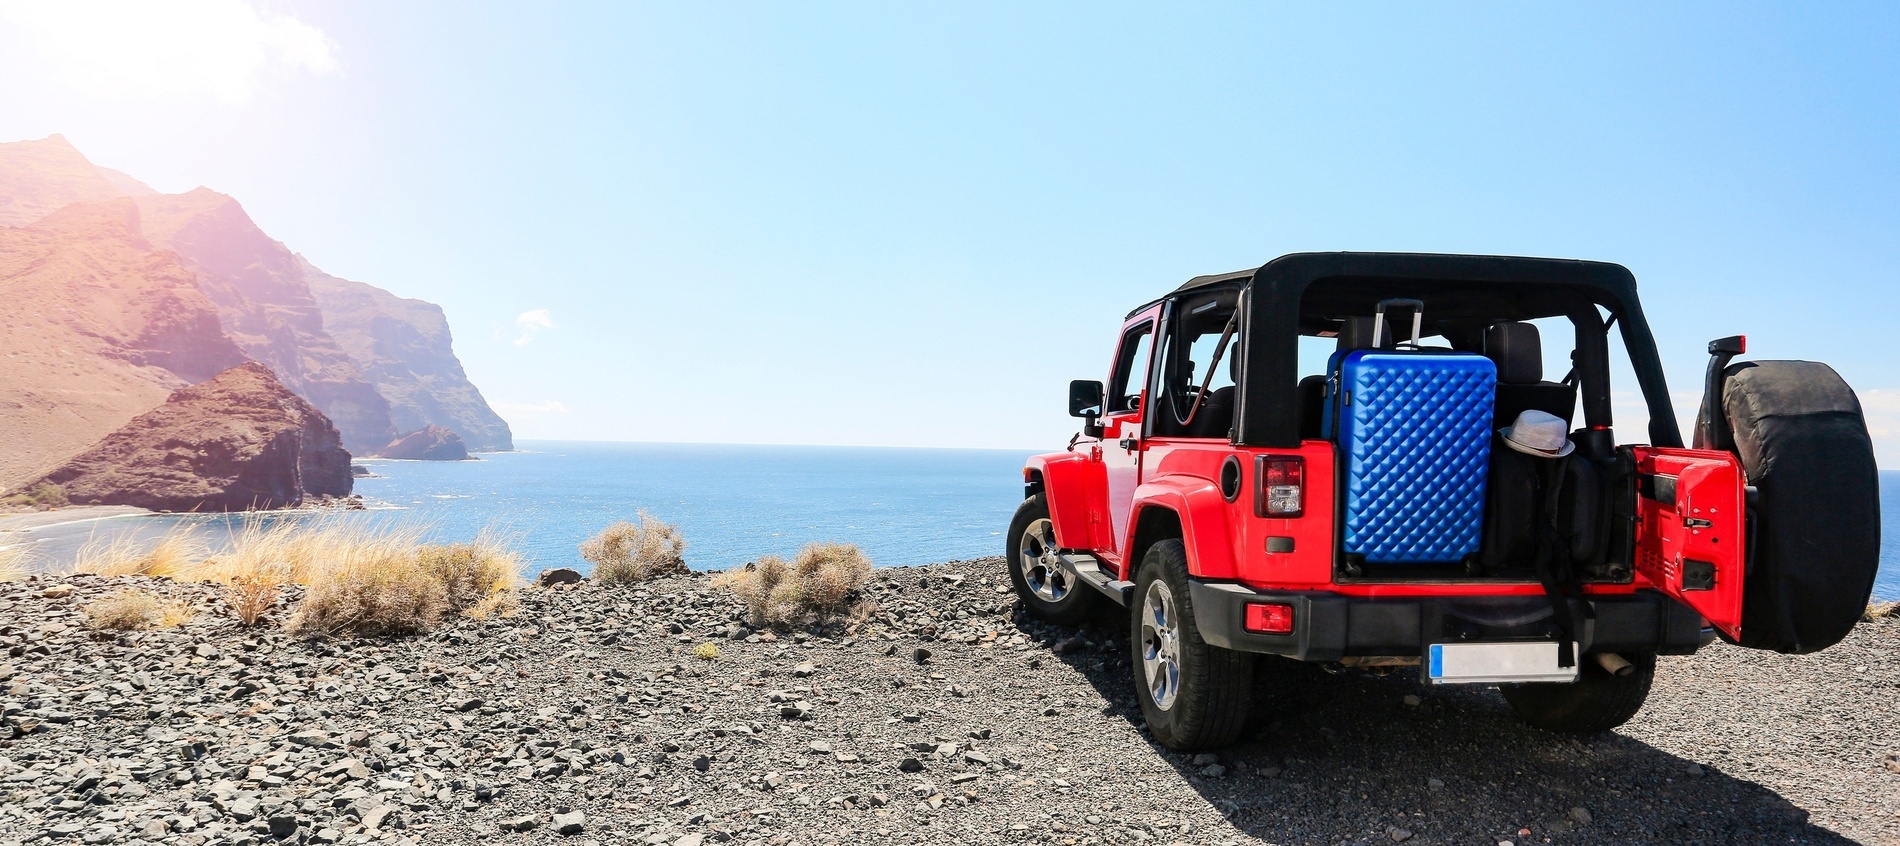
[{"x1": 1695, "y1": 360, "x2": 1881, "y2": 653}]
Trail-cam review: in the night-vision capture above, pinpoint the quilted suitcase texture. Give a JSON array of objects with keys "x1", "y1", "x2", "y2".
[{"x1": 1335, "y1": 350, "x2": 1497, "y2": 564}]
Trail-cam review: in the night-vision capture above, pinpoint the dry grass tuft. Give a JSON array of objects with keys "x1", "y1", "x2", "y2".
[
  {"x1": 580, "y1": 512, "x2": 688, "y2": 584},
  {"x1": 276, "y1": 524, "x2": 523, "y2": 638},
  {"x1": 74, "y1": 526, "x2": 205, "y2": 578},
  {"x1": 84, "y1": 588, "x2": 191, "y2": 630},
  {"x1": 0, "y1": 545, "x2": 27, "y2": 582},
  {"x1": 465, "y1": 591, "x2": 519, "y2": 620},
  {"x1": 418, "y1": 532, "x2": 523, "y2": 607},
  {"x1": 194, "y1": 518, "x2": 331, "y2": 586},
  {"x1": 223, "y1": 575, "x2": 279, "y2": 627},
  {"x1": 1865, "y1": 601, "x2": 1899, "y2": 621},
  {"x1": 714, "y1": 542, "x2": 872, "y2": 629}
]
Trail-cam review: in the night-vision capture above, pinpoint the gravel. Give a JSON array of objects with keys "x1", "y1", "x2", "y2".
[{"x1": 0, "y1": 558, "x2": 1893, "y2": 845}]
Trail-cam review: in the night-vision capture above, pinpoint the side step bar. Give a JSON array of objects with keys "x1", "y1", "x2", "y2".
[{"x1": 1059, "y1": 551, "x2": 1135, "y2": 606}]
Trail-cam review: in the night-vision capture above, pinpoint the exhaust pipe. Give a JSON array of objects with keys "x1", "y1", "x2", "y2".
[{"x1": 1595, "y1": 652, "x2": 1634, "y2": 677}]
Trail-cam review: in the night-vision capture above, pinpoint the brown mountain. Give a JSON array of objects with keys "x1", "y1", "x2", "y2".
[
  {"x1": 0, "y1": 134, "x2": 155, "y2": 227},
  {"x1": 34, "y1": 362, "x2": 352, "y2": 511},
  {"x1": 0, "y1": 135, "x2": 513, "y2": 479},
  {"x1": 133, "y1": 188, "x2": 398, "y2": 454},
  {"x1": 0, "y1": 199, "x2": 247, "y2": 487},
  {"x1": 302, "y1": 258, "x2": 513, "y2": 450}
]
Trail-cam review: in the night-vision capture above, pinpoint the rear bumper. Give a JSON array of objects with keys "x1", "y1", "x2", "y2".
[{"x1": 1187, "y1": 581, "x2": 1707, "y2": 661}]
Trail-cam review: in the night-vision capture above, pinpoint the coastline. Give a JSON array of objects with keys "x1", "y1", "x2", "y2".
[{"x1": 0, "y1": 505, "x2": 150, "y2": 534}]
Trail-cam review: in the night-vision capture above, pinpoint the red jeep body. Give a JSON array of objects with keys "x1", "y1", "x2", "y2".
[{"x1": 1012, "y1": 253, "x2": 1878, "y2": 749}]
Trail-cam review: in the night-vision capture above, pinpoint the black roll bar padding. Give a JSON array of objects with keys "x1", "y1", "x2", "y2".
[
  {"x1": 1232, "y1": 252, "x2": 1683, "y2": 449},
  {"x1": 1698, "y1": 335, "x2": 1747, "y2": 451}
]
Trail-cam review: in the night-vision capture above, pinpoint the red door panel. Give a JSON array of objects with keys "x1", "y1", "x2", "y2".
[{"x1": 1631, "y1": 447, "x2": 1747, "y2": 640}]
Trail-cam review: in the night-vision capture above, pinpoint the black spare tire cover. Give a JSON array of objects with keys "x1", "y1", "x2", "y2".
[{"x1": 1698, "y1": 360, "x2": 1880, "y2": 654}]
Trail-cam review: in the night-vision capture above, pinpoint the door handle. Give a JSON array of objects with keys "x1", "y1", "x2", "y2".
[{"x1": 1118, "y1": 436, "x2": 1139, "y2": 451}]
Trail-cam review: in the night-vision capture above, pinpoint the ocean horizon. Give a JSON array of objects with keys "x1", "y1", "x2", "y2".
[{"x1": 9, "y1": 440, "x2": 1899, "y2": 601}]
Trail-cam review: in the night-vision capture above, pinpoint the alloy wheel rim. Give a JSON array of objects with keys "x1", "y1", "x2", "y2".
[
  {"x1": 1018, "y1": 518, "x2": 1070, "y2": 603},
  {"x1": 1140, "y1": 580, "x2": 1182, "y2": 711}
]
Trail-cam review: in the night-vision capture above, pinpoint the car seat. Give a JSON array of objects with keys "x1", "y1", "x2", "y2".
[
  {"x1": 1485, "y1": 322, "x2": 1576, "y2": 429},
  {"x1": 1183, "y1": 346, "x2": 1240, "y2": 439}
]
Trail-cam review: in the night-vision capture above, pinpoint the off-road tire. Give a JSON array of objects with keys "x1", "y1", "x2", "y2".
[
  {"x1": 1007, "y1": 495, "x2": 1104, "y2": 626},
  {"x1": 1500, "y1": 651, "x2": 1656, "y2": 733},
  {"x1": 1130, "y1": 539, "x2": 1254, "y2": 750}
]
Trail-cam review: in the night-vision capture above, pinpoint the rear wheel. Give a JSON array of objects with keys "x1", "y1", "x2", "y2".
[
  {"x1": 1500, "y1": 651, "x2": 1656, "y2": 733},
  {"x1": 1130, "y1": 539, "x2": 1253, "y2": 750},
  {"x1": 1007, "y1": 495, "x2": 1103, "y2": 625}
]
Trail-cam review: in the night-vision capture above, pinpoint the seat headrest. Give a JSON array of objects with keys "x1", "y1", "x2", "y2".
[
  {"x1": 1336, "y1": 316, "x2": 1392, "y2": 352},
  {"x1": 1485, "y1": 322, "x2": 1543, "y2": 383}
]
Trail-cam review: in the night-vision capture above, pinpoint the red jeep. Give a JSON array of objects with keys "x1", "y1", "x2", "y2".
[{"x1": 1012, "y1": 253, "x2": 1881, "y2": 750}]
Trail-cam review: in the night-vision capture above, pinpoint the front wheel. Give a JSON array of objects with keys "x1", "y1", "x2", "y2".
[
  {"x1": 1500, "y1": 651, "x2": 1656, "y2": 733},
  {"x1": 1007, "y1": 495, "x2": 1104, "y2": 626},
  {"x1": 1130, "y1": 539, "x2": 1253, "y2": 750}
]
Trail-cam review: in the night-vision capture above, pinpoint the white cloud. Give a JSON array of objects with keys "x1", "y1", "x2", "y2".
[
  {"x1": 0, "y1": 0, "x2": 338, "y2": 104},
  {"x1": 512, "y1": 309, "x2": 554, "y2": 347},
  {"x1": 492, "y1": 400, "x2": 569, "y2": 419}
]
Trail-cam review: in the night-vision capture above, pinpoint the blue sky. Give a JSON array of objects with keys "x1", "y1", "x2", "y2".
[{"x1": 0, "y1": 2, "x2": 1895, "y2": 461}]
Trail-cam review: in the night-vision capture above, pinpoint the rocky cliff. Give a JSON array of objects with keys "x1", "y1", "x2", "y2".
[
  {"x1": 0, "y1": 199, "x2": 248, "y2": 486},
  {"x1": 302, "y1": 259, "x2": 513, "y2": 451},
  {"x1": 134, "y1": 189, "x2": 399, "y2": 455},
  {"x1": 0, "y1": 135, "x2": 514, "y2": 479},
  {"x1": 380, "y1": 425, "x2": 471, "y2": 461},
  {"x1": 33, "y1": 362, "x2": 352, "y2": 511}
]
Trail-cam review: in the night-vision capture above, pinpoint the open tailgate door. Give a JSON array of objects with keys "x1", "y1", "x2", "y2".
[{"x1": 1630, "y1": 447, "x2": 1748, "y2": 640}]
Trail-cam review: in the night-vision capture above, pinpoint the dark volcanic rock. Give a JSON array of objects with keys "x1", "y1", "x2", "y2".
[
  {"x1": 380, "y1": 425, "x2": 470, "y2": 460},
  {"x1": 33, "y1": 362, "x2": 352, "y2": 510},
  {"x1": 0, "y1": 560, "x2": 1893, "y2": 845}
]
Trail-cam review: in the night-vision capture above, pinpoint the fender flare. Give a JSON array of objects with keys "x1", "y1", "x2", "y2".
[
  {"x1": 1025, "y1": 452, "x2": 1099, "y2": 550},
  {"x1": 1128, "y1": 475, "x2": 1238, "y2": 580}
]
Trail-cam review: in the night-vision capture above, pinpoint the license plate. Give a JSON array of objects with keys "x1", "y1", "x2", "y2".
[{"x1": 1426, "y1": 641, "x2": 1579, "y2": 684}]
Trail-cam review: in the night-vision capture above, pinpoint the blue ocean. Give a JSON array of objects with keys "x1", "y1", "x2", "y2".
[
  {"x1": 15, "y1": 442, "x2": 1037, "y2": 574},
  {"x1": 11, "y1": 443, "x2": 1900, "y2": 601}
]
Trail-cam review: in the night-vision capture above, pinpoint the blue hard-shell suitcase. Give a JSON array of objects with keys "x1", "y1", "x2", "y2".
[{"x1": 1328, "y1": 307, "x2": 1497, "y2": 565}]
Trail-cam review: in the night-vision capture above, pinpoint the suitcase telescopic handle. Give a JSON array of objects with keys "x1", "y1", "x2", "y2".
[{"x1": 1371, "y1": 298, "x2": 1425, "y2": 350}]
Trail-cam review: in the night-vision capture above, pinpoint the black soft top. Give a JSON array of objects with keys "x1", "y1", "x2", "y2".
[{"x1": 1139, "y1": 252, "x2": 1680, "y2": 449}]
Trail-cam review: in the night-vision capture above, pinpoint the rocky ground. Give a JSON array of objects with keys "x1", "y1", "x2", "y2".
[{"x1": 0, "y1": 558, "x2": 1895, "y2": 846}]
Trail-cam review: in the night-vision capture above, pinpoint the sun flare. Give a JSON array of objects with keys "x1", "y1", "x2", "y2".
[{"x1": 0, "y1": 0, "x2": 337, "y2": 103}]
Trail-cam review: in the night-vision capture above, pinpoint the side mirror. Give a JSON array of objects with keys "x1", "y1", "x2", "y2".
[{"x1": 1067, "y1": 380, "x2": 1104, "y2": 418}]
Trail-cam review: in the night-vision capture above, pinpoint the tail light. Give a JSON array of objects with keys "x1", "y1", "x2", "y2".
[
  {"x1": 1244, "y1": 602, "x2": 1295, "y2": 634},
  {"x1": 1254, "y1": 455, "x2": 1304, "y2": 517}
]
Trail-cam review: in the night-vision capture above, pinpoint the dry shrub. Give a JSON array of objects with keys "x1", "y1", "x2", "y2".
[
  {"x1": 278, "y1": 524, "x2": 524, "y2": 637},
  {"x1": 224, "y1": 575, "x2": 279, "y2": 627},
  {"x1": 715, "y1": 542, "x2": 872, "y2": 629},
  {"x1": 195, "y1": 518, "x2": 331, "y2": 586},
  {"x1": 85, "y1": 588, "x2": 191, "y2": 630},
  {"x1": 1865, "y1": 601, "x2": 1899, "y2": 621},
  {"x1": 0, "y1": 545, "x2": 27, "y2": 582},
  {"x1": 693, "y1": 642, "x2": 720, "y2": 661},
  {"x1": 418, "y1": 532, "x2": 522, "y2": 607},
  {"x1": 580, "y1": 512, "x2": 688, "y2": 583},
  {"x1": 283, "y1": 524, "x2": 441, "y2": 637},
  {"x1": 74, "y1": 525, "x2": 205, "y2": 578},
  {"x1": 465, "y1": 591, "x2": 519, "y2": 620}
]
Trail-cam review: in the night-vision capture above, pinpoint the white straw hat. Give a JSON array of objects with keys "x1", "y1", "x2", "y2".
[{"x1": 1499, "y1": 409, "x2": 1576, "y2": 458}]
